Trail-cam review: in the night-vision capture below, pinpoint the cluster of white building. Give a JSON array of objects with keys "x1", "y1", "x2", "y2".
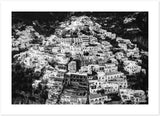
[
  {"x1": 48, "y1": 34, "x2": 146, "y2": 104},
  {"x1": 119, "y1": 89, "x2": 147, "y2": 104},
  {"x1": 123, "y1": 60, "x2": 142, "y2": 75},
  {"x1": 42, "y1": 16, "x2": 147, "y2": 104},
  {"x1": 88, "y1": 64, "x2": 128, "y2": 96},
  {"x1": 12, "y1": 16, "x2": 148, "y2": 105}
]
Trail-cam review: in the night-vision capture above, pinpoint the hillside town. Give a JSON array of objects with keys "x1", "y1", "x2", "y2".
[{"x1": 12, "y1": 14, "x2": 148, "y2": 104}]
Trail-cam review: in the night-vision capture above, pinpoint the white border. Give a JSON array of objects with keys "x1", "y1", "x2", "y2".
[{"x1": 0, "y1": 0, "x2": 159, "y2": 115}]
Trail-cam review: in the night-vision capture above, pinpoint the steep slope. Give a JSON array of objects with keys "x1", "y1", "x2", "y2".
[{"x1": 12, "y1": 14, "x2": 148, "y2": 104}]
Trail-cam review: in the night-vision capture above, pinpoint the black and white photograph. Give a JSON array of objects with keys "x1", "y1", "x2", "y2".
[
  {"x1": 0, "y1": 0, "x2": 160, "y2": 115},
  {"x1": 12, "y1": 12, "x2": 148, "y2": 105}
]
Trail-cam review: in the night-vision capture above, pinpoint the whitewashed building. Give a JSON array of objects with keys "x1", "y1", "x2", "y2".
[{"x1": 89, "y1": 94, "x2": 111, "y2": 104}]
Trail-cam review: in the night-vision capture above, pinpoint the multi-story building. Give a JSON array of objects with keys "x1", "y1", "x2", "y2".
[
  {"x1": 56, "y1": 63, "x2": 67, "y2": 72},
  {"x1": 123, "y1": 60, "x2": 141, "y2": 75},
  {"x1": 102, "y1": 83, "x2": 119, "y2": 94},
  {"x1": 124, "y1": 64, "x2": 141, "y2": 75},
  {"x1": 88, "y1": 64, "x2": 99, "y2": 72},
  {"x1": 68, "y1": 61, "x2": 77, "y2": 73},
  {"x1": 105, "y1": 72, "x2": 124, "y2": 82},
  {"x1": 97, "y1": 72, "x2": 106, "y2": 81},
  {"x1": 104, "y1": 63, "x2": 118, "y2": 73},
  {"x1": 56, "y1": 70, "x2": 66, "y2": 79},
  {"x1": 119, "y1": 89, "x2": 147, "y2": 104},
  {"x1": 55, "y1": 53, "x2": 69, "y2": 72},
  {"x1": 60, "y1": 37, "x2": 73, "y2": 45},
  {"x1": 72, "y1": 38, "x2": 83, "y2": 45},
  {"x1": 108, "y1": 77, "x2": 128, "y2": 89},
  {"x1": 89, "y1": 79, "x2": 100, "y2": 94},
  {"x1": 89, "y1": 94, "x2": 111, "y2": 104},
  {"x1": 64, "y1": 72, "x2": 89, "y2": 89},
  {"x1": 80, "y1": 34, "x2": 90, "y2": 45},
  {"x1": 60, "y1": 89, "x2": 87, "y2": 104}
]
